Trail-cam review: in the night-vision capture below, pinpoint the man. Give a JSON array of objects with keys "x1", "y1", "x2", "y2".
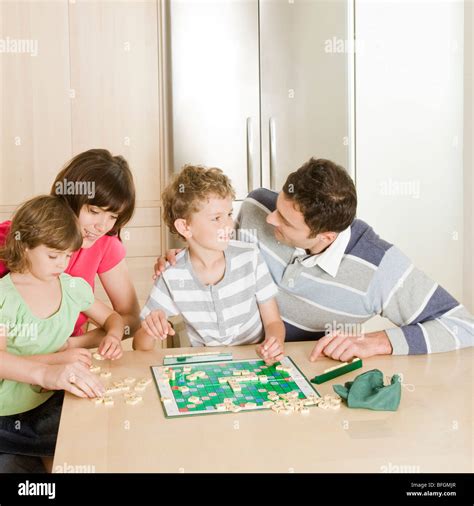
[{"x1": 155, "y1": 158, "x2": 473, "y2": 361}]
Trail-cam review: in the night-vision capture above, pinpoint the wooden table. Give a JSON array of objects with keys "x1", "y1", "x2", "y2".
[{"x1": 53, "y1": 343, "x2": 473, "y2": 473}]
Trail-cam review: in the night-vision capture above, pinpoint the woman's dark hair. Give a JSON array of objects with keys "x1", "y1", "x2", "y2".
[{"x1": 51, "y1": 149, "x2": 136, "y2": 238}]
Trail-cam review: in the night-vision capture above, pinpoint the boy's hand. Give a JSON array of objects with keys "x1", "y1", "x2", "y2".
[
  {"x1": 153, "y1": 249, "x2": 183, "y2": 280},
  {"x1": 98, "y1": 334, "x2": 123, "y2": 360},
  {"x1": 55, "y1": 348, "x2": 92, "y2": 368},
  {"x1": 142, "y1": 310, "x2": 176, "y2": 340},
  {"x1": 256, "y1": 336, "x2": 284, "y2": 365}
]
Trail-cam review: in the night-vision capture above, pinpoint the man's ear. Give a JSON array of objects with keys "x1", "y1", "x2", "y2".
[
  {"x1": 174, "y1": 218, "x2": 192, "y2": 239},
  {"x1": 319, "y1": 231, "x2": 338, "y2": 245}
]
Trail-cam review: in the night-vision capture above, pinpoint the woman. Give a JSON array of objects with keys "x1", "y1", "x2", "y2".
[{"x1": 0, "y1": 148, "x2": 141, "y2": 348}]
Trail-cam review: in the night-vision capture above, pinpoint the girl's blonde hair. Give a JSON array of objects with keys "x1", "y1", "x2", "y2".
[{"x1": 0, "y1": 195, "x2": 83, "y2": 273}]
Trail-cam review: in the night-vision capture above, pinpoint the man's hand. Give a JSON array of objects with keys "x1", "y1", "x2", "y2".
[
  {"x1": 309, "y1": 330, "x2": 393, "y2": 362},
  {"x1": 153, "y1": 249, "x2": 183, "y2": 280},
  {"x1": 256, "y1": 336, "x2": 284, "y2": 365}
]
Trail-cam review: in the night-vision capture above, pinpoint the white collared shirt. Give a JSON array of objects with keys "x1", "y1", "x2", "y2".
[{"x1": 291, "y1": 226, "x2": 351, "y2": 277}]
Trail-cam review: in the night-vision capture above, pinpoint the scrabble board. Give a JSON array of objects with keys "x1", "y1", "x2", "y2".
[{"x1": 151, "y1": 356, "x2": 320, "y2": 418}]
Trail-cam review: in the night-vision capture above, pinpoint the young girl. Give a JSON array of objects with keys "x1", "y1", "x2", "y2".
[
  {"x1": 0, "y1": 196, "x2": 125, "y2": 473},
  {"x1": 0, "y1": 149, "x2": 140, "y2": 350}
]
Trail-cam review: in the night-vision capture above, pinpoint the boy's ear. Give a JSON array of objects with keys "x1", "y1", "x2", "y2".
[{"x1": 174, "y1": 218, "x2": 192, "y2": 239}]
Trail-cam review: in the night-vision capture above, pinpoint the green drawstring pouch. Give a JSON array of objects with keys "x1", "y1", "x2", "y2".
[{"x1": 332, "y1": 369, "x2": 401, "y2": 411}]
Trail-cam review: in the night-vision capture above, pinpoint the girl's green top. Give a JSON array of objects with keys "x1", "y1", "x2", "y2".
[{"x1": 0, "y1": 273, "x2": 93, "y2": 416}]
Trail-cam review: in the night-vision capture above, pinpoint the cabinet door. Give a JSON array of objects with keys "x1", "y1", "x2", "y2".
[
  {"x1": 69, "y1": 0, "x2": 164, "y2": 321},
  {"x1": 260, "y1": 0, "x2": 351, "y2": 190},
  {"x1": 169, "y1": 0, "x2": 260, "y2": 199},
  {"x1": 0, "y1": 0, "x2": 71, "y2": 207},
  {"x1": 69, "y1": 0, "x2": 160, "y2": 203}
]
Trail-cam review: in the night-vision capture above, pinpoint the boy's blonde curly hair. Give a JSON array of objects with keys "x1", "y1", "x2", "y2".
[{"x1": 162, "y1": 165, "x2": 236, "y2": 238}]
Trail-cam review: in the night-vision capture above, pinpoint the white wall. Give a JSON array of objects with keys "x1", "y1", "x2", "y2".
[
  {"x1": 355, "y1": 0, "x2": 465, "y2": 304},
  {"x1": 464, "y1": 0, "x2": 473, "y2": 313}
]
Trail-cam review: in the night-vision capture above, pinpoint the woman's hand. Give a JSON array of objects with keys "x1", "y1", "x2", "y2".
[
  {"x1": 40, "y1": 362, "x2": 105, "y2": 399},
  {"x1": 153, "y1": 249, "x2": 183, "y2": 280}
]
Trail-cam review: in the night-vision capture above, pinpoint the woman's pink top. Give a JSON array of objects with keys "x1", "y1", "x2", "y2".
[{"x1": 0, "y1": 220, "x2": 126, "y2": 335}]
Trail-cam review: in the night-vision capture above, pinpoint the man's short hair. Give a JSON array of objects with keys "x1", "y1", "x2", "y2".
[{"x1": 282, "y1": 158, "x2": 357, "y2": 237}]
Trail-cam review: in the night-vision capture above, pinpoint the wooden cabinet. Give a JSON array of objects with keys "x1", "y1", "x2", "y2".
[
  {"x1": 67, "y1": 0, "x2": 164, "y2": 304},
  {"x1": 0, "y1": 1, "x2": 71, "y2": 206},
  {"x1": 0, "y1": 0, "x2": 167, "y2": 334},
  {"x1": 68, "y1": 0, "x2": 161, "y2": 203}
]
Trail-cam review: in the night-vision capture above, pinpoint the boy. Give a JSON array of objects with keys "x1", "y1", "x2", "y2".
[{"x1": 133, "y1": 165, "x2": 285, "y2": 364}]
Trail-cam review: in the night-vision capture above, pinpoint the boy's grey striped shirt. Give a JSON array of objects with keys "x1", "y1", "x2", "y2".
[
  {"x1": 235, "y1": 188, "x2": 473, "y2": 355},
  {"x1": 140, "y1": 240, "x2": 278, "y2": 347}
]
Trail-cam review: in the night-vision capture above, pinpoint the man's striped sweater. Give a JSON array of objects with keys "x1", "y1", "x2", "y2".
[{"x1": 236, "y1": 188, "x2": 473, "y2": 354}]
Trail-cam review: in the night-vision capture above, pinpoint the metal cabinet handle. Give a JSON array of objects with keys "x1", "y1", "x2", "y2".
[
  {"x1": 269, "y1": 117, "x2": 276, "y2": 189},
  {"x1": 246, "y1": 117, "x2": 254, "y2": 192}
]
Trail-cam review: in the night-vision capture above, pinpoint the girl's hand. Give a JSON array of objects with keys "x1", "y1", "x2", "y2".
[
  {"x1": 40, "y1": 362, "x2": 105, "y2": 399},
  {"x1": 55, "y1": 348, "x2": 92, "y2": 368},
  {"x1": 142, "y1": 310, "x2": 175, "y2": 340},
  {"x1": 256, "y1": 336, "x2": 284, "y2": 365},
  {"x1": 98, "y1": 334, "x2": 123, "y2": 360}
]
